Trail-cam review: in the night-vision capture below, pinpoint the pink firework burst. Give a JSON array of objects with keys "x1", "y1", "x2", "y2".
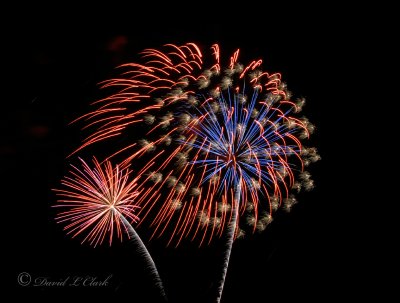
[
  {"x1": 71, "y1": 43, "x2": 320, "y2": 247},
  {"x1": 53, "y1": 158, "x2": 140, "y2": 247}
]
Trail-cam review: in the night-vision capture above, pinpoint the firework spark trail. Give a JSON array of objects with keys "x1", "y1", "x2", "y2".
[
  {"x1": 120, "y1": 215, "x2": 168, "y2": 301},
  {"x1": 216, "y1": 178, "x2": 241, "y2": 303},
  {"x1": 71, "y1": 43, "x2": 320, "y2": 248}
]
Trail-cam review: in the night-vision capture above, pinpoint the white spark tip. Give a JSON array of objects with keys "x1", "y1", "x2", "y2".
[
  {"x1": 190, "y1": 187, "x2": 201, "y2": 196},
  {"x1": 188, "y1": 95, "x2": 199, "y2": 106},
  {"x1": 221, "y1": 77, "x2": 233, "y2": 90},
  {"x1": 138, "y1": 139, "x2": 155, "y2": 152},
  {"x1": 198, "y1": 211, "x2": 210, "y2": 226},
  {"x1": 303, "y1": 179, "x2": 314, "y2": 191},
  {"x1": 237, "y1": 94, "x2": 247, "y2": 104},
  {"x1": 210, "y1": 88, "x2": 220, "y2": 98},
  {"x1": 143, "y1": 115, "x2": 155, "y2": 125},
  {"x1": 174, "y1": 182, "x2": 186, "y2": 193},
  {"x1": 256, "y1": 221, "x2": 266, "y2": 232},
  {"x1": 283, "y1": 195, "x2": 297, "y2": 212},
  {"x1": 179, "y1": 113, "x2": 191, "y2": 125},
  {"x1": 218, "y1": 202, "x2": 231, "y2": 213},
  {"x1": 149, "y1": 172, "x2": 163, "y2": 183},
  {"x1": 246, "y1": 202, "x2": 254, "y2": 211},
  {"x1": 211, "y1": 102, "x2": 220, "y2": 113},
  {"x1": 162, "y1": 135, "x2": 172, "y2": 146},
  {"x1": 260, "y1": 212, "x2": 273, "y2": 225},
  {"x1": 170, "y1": 199, "x2": 182, "y2": 210},
  {"x1": 270, "y1": 196, "x2": 280, "y2": 211},
  {"x1": 292, "y1": 182, "x2": 302, "y2": 192},
  {"x1": 246, "y1": 215, "x2": 256, "y2": 226},
  {"x1": 166, "y1": 176, "x2": 177, "y2": 188},
  {"x1": 236, "y1": 228, "x2": 246, "y2": 239},
  {"x1": 175, "y1": 152, "x2": 188, "y2": 168}
]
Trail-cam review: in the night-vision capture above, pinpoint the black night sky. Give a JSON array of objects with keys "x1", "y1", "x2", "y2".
[{"x1": 4, "y1": 4, "x2": 378, "y2": 303}]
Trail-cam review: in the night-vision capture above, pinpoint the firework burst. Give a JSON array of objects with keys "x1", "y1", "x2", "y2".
[
  {"x1": 72, "y1": 43, "x2": 320, "y2": 248},
  {"x1": 53, "y1": 158, "x2": 168, "y2": 300},
  {"x1": 53, "y1": 158, "x2": 140, "y2": 247}
]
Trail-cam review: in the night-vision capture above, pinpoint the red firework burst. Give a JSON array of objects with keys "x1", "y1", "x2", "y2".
[{"x1": 53, "y1": 158, "x2": 140, "y2": 247}]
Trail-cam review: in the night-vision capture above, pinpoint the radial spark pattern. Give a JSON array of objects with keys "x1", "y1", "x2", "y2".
[
  {"x1": 72, "y1": 43, "x2": 320, "y2": 246},
  {"x1": 53, "y1": 158, "x2": 140, "y2": 247}
]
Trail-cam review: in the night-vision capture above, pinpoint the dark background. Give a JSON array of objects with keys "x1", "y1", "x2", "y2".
[{"x1": 4, "y1": 4, "x2": 377, "y2": 303}]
